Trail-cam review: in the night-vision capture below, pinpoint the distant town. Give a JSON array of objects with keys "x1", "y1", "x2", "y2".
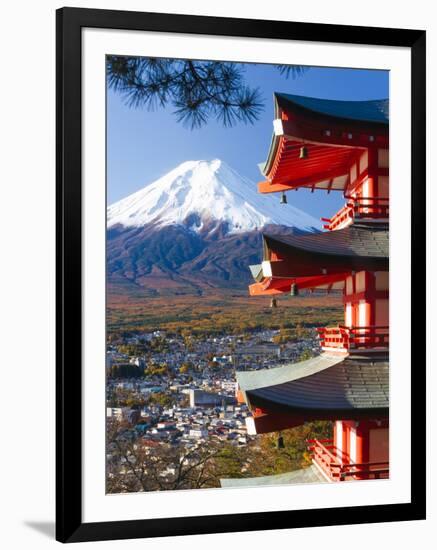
[{"x1": 106, "y1": 327, "x2": 320, "y2": 489}]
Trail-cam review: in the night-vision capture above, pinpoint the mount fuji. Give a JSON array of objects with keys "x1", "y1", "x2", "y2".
[{"x1": 107, "y1": 159, "x2": 321, "y2": 295}]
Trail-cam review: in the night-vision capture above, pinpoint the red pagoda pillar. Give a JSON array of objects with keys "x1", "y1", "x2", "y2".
[{"x1": 232, "y1": 93, "x2": 390, "y2": 484}]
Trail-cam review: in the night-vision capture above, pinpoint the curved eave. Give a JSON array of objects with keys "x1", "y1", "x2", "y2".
[
  {"x1": 237, "y1": 355, "x2": 389, "y2": 416},
  {"x1": 260, "y1": 132, "x2": 280, "y2": 179},
  {"x1": 260, "y1": 93, "x2": 389, "y2": 192},
  {"x1": 247, "y1": 223, "x2": 390, "y2": 293},
  {"x1": 261, "y1": 134, "x2": 357, "y2": 193},
  {"x1": 260, "y1": 256, "x2": 388, "y2": 279},
  {"x1": 275, "y1": 93, "x2": 389, "y2": 126},
  {"x1": 244, "y1": 405, "x2": 388, "y2": 435},
  {"x1": 248, "y1": 397, "x2": 389, "y2": 418},
  {"x1": 247, "y1": 227, "x2": 388, "y2": 286},
  {"x1": 220, "y1": 464, "x2": 327, "y2": 488},
  {"x1": 248, "y1": 273, "x2": 347, "y2": 296},
  {"x1": 237, "y1": 353, "x2": 343, "y2": 393},
  {"x1": 259, "y1": 131, "x2": 279, "y2": 177}
]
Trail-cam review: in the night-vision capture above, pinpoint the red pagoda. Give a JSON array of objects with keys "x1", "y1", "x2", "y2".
[{"x1": 223, "y1": 93, "x2": 389, "y2": 486}]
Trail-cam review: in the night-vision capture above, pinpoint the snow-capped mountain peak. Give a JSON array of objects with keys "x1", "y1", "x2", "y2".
[{"x1": 107, "y1": 159, "x2": 321, "y2": 233}]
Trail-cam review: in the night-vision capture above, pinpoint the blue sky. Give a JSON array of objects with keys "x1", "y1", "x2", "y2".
[{"x1": 107, "y1": 63, "x2": 388, "y2": 219}]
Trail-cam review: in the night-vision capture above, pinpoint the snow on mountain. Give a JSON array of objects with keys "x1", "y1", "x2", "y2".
[{"x1": 107, "y1": 159, "x2": 321, "y2": 233}]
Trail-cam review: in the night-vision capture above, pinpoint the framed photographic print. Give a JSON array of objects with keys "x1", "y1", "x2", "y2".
[{"x1": 56, "y1": 7, "x2": 426, "y2": 543}]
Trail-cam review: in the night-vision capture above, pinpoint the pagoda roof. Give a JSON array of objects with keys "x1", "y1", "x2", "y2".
[
  {"x1": 237, "y1": 353, "x2": 389, "y2": 415},
  {"x1": 252, "y1": 225, "x2": 388, "y2": 286},
  {"x1": 220, "y1": 464, "x2": 327, "y2": 488},
  {"x1": 265, "y1": 224, "x2": 388, "y2": 260},
  {"x1": 238, "y1": 353, "x2": 342, "y2": 391},
  {"x1": 275, "y1": 93, "x2": 389, "y2": 125},
  {"x1": 258, "y1": 93, "x2": 389, "y2": 194}
]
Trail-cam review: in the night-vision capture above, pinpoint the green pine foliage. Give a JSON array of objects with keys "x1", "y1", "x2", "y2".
[{"x1": 107, "y1": 56, "x2": 307, "y2": 129}]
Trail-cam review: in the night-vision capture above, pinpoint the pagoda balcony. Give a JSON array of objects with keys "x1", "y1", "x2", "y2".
[
  {"x1": 321, "y1": 198, "x2": 389, "y2": 231},
  {"x1": 308, "y1": 438, "x2": 389, "y2": 481},
  {"x1": 317, "y1": 325, "x2": 389, "y2": 352}
]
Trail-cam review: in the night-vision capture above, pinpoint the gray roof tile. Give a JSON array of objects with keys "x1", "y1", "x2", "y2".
[
  {"x1": 220, "y1": 464, "x2": 328, "y2": 488},
  {"x1": 264, "y1": 224, "x2": 389, "y2": 259},
  {"x1": 238, "y1": 356, "x2": 389, "y2": 413},
  {"x1": 275, "y1": 93, "x2": 389, "y2": 125}
]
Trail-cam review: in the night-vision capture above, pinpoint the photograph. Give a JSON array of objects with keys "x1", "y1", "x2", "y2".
[
  {"x1": 0, "y1": 1, "x2": 430, "y2": 548},
  {"x1": 105, "y1": 56, "x2": 390, "y2": 493}
]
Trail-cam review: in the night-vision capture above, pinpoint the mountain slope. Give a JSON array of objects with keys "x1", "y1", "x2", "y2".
[
  {"x1": 108, "y1": 159, "x2": 321, "y2": 234},
  {"x1": 107, "y1": 160, "x2": 321, "y2": 295}
]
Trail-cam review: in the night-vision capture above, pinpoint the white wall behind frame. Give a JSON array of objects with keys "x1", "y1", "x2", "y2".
[{"x1": 0, "y1": 1, "x2": 434, "y2": 550}]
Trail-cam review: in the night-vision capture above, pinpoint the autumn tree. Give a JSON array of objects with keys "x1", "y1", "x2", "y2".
[
  {"x1": 106, "y1": 418, "x2": 331, "y2": 493},
  {"x1": 107, "y1": 419, "x2": 240, "y2": 492},
  {"x1": 179, "y1": 362, "x2": 192, "y2": 374}
]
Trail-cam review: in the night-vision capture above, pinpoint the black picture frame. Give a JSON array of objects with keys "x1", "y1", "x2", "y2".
[{"x1": 56, "y1": 6, "x2": 426, "y2": 543}]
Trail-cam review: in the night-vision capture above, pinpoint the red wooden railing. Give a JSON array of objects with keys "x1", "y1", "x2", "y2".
[
  {"x1": 321, "y1": 197, "x2": 389, "y2": 230},
  {"x1": 308, "y1": 439, "x2": 389, "y2": 481},
  {"x1": 317, "y1": 325, "x2": 389, "y2": 351},
  {"x1": 321, "y1": 203, "x2": 354, "y2": 231}
]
